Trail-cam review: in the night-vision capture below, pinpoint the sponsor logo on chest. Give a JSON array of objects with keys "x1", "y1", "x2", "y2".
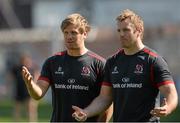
[
  {"x1": 112, "y1": 76, "x2": 143, "y2": 89},
  {"x1": 55, "y1": 66, "x2": 64, "y2": 75},
  {"x1": 112, "y1": 66, "x2": 119, "y2": 74},
  {"x1": 54, "y1": 78, "x2": 89, "y2": 91}
]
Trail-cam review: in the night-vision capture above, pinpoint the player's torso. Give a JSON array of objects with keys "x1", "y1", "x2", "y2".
[
  {"x1": 51, "y1": 54, "x2": 99, "y2": 94},
  {"x1": 49, "y1": 52, "x2": 103, "y2": 121},
  {"x1": 109, "y1": 51, "x2": 158, "y2": 121},
  {"x1": 110, "y1": 52, "x2": 151, "y2": 91}
]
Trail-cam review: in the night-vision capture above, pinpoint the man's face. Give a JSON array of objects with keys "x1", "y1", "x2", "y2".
[
  {"x1": 63, "y1": 24, "x2": 87, "y2": 50},
  {"x1": 117, "y1": 18, "x2": 139, "y2": 48}
]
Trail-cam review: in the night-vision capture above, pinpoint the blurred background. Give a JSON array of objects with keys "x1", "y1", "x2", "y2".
[{"x1": 0, "y1": 0, "x2": 180, "y2": 122}]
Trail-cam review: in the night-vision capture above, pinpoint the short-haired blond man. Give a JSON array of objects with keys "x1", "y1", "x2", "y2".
[
  {"x1": 22, "y1": 13, "x2": 113, "y2": 122},
  {"x1": 72, "y1": 9, "x2": 178, "y2": 122}
]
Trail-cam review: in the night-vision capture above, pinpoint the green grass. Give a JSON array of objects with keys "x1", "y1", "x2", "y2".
[
  {"x1": 0, "y1": 99, "x2": 51, "y2": 122},
  {"x1": 0, "y1": 100, "x2": 180, "y2": 122},
  {"x1": 160, "y1": 105, "x2": 180, "y2": 122}
]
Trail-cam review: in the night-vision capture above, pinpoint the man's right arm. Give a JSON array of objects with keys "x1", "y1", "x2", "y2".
[
  {"x1": 22, "y1": 66, "x2": 49, "y2": 100},
  {"x1": 72, "y1": 85, "x2": 113, "y2": 121}
]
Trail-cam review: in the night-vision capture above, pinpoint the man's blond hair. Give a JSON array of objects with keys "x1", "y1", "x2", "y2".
[
  {"x1": 116, "y1": 9, "x2": 144, "y2": 39},
  {"x1": 61, "y1": 13, "x2": 90, "y2": 34}
]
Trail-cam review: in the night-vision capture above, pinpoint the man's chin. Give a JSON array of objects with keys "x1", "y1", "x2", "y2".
[
  {"x1": 67, "y1": 46, "x2": 78, "y2": 50},
  {"x1": 121, "y1": 45, "x2": 129, "y2": 48},
  {"x1": 66, "y1": 45, "x2": 75, "y2": 49}
]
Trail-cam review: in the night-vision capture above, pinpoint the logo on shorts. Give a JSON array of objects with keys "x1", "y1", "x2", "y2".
[
  {"x1": 134, "y1": 64, "x2": 143, "y2": 74},
  {"x1": 81, "y1": 66, "x2": 90, "y2": 76}
]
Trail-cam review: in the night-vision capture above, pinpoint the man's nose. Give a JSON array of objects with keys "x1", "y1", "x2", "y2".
[
  {"x1": 67, "y1": 33, "x2": 73, "y2": 39},
  {"x1": 119, "y1": 31, "x2": 124, "y2": 37}
]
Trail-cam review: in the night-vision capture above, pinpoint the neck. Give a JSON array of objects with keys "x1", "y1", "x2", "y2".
[
  {"x1": 67, "y1": 47, "x2": 88, "y2": 56},
  {"x1": 124, "y1": 39, "x2": 145, "y2": 55}
]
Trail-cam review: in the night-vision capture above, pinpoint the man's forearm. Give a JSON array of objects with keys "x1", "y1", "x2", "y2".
[
  {"x1": 159, "y1": 84, "x2": 178, "y2": 115},
  {"x1": 27, "y1": 81, "x2": 43, "y2": 100},
  {"x1": 84, "y1": 95, "x2": 112, "y2": 118},
  {"x1": 166, "y1": 91, "x2": 178, "y2": 114},
  {"x1": 97, "y1": 103, "x2": 113, "y2": 122}
]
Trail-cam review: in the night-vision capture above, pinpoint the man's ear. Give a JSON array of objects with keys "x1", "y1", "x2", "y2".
[
  {"x1": 83, "y1": 31, "x2": 88, "y2": 39},
  {"x1": 135, "y1": 29, "x2": 141, "y2": 38}
]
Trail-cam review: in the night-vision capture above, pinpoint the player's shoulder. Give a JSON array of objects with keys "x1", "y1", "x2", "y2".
[
  {"x1": 53, "y1": 51, "x2": 66, "y2": 56},
  {"x1": 107, "y1": 48, "x2": 124, "y2": 61},
  {"x1": 142, "y1": 47, "x2": 159, "y2": 58},
  {"x1": 142, "y1": 46, "x2": 166, "y2": 64},
  {"x1": 46, "y1": 50, "x2": 66, "y2": 61},
  {"x1": 87, "y1": 50, "x2": 105, "y2": 62}
]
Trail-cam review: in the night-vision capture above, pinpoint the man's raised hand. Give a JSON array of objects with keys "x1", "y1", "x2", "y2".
[{"x1": 22, "y1": 66, "x2": 33, "y2": 88}]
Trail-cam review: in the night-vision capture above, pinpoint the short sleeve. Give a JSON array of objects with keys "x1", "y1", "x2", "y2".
[
  {"x1": 38, "y1": 58, "x2": 52, "y2": 84},
  {"x1": 102, "y1": 59, "x2": 112, "y2": 86},
  {"x1": 95, "y1": 59, "x2": 106, "y2": 85},
  {"x1": 153, "y1": 56, "x2": 174, "y2": 87}
]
